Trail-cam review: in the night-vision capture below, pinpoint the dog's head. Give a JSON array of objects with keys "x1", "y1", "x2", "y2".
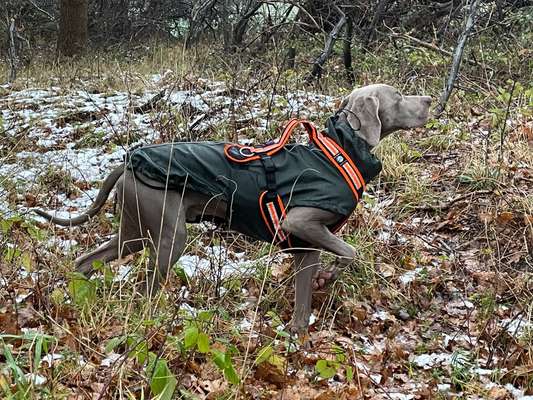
[{"x1": 338, "y1": 84, "x2": 432, "y2": 147}]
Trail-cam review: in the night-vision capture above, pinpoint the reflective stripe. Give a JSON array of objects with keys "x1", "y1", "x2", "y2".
[
  {"x1": 320, "y1": 134, "x2": 339, "y2": 155},
  {"x1": 343, "y1": 163, "x2": 362, "y2": 190},
  {"x1": 313, "y1": 138, "x2": 358, "y2": 199},
  {"x1": 276, "y1": 195, "x2": 292, "y2": 247},
  {"x1": 310, "y1": 131, "x2": 365, "y2": 200},
  {"x1": 325, "y1": 136, "x2": 366, "y2": 192},
  {"x1": 266, "y1": 201, "x2": 287, "y2": 241},
  {"x1": 259, "y1": 191, "x2": 276, "y2": 238},
  {"x1": 225, "y1": 118, "x2": 317, "y2": 163}
]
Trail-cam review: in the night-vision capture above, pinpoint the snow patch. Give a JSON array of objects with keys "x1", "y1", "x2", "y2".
[
  {"x1": 41, "y1": 353, "x2": 64, "y2": 367},
  {"x1": 177, "y1": 245, "x2": 259, "y2": 279},
  {"x1": 398, "y1": 267, "x2": 425, "y2": 285},
  {"x1": 25, "y1": 373, "x2": 47, "y2": 385},
  {"x1": 101, "y1": 352, "x2": 121, "y2": 367},
  {"x1": 500, "y1": 317, "x2": 532, "y2": 339},
  {"x1": 410, "y1": 353, "x2": 451, "y2": 369}
]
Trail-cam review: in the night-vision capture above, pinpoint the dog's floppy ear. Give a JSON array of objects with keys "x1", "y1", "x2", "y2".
[{"x1": 345, "y1": 95, "x2": 382, "y2": 147}]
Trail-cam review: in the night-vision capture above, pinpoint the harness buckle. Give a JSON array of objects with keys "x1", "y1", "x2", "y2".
[
  {"x1": 260, "y1": 155, "x2": 276, "y2": 173},
  {"x1": 260, "y1": 155, "x2": 277, "y2": 194}
]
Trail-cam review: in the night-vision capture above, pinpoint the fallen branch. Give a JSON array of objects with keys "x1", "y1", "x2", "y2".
[
  {"x1": 414, "y1": 189, "x2": 494, "y2": 211},
  {"x1": 132, "y1": 89, "x2": 166, "y2": 113}
]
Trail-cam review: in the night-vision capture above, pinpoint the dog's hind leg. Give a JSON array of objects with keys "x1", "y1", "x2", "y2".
[
  {"x1": 75, "y1": 209, "x2": 146, "y2": 276},
  {"x1": 75, "y1": 236, "x2": 142, "y2": 275},
  {"x1": 75, "y1": 172, "x2": 150, "y2": 277},
  {"x1": 142, "y1": 189, "x2": 188, "y2": 297}
]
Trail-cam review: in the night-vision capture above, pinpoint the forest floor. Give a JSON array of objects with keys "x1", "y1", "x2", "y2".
[{"x1": 0, "y1": 47, "x2": 532, "y2": 399}]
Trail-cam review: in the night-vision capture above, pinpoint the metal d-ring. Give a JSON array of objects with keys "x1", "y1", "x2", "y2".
[{"x1": 239, "y1": 147, "x2": 254, "y2": 157}]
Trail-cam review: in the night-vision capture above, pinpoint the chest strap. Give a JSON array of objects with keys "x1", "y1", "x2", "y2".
[{"x1": 309, "y1": 129, "x2": 365, "y2": 201}]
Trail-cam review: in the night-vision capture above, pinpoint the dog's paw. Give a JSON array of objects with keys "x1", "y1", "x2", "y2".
[
  {"x1": 287, "y1": 320, "x2": 310, "y2": 343},
  {"x1": 312, "y1": 268, "x2": 338, "y2": 289}
]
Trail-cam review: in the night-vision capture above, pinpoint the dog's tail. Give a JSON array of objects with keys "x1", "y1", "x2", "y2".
[{"x1": 34, "y1": 165, "x2": 125, "y2": 226}]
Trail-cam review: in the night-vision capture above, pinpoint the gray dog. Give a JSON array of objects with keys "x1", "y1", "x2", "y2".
[{"x1": 36, "y1": 84, "x2": 431, "y2": 333}]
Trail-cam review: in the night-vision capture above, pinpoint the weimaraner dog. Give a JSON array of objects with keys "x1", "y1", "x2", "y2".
[{"x1": 36, "y1": 84, "x2": 431, "y2": 333}]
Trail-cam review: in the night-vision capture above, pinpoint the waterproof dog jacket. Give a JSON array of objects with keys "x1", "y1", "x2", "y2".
[{"x1": 127, "y1": 116, "x2": 382, "y2": 249}]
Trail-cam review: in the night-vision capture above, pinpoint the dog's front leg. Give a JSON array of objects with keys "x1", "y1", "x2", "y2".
[
  {"x1": 290, "y1": 251, "x2": 320, "y2": 334},
  {"x1": 282, "y1": 207, "x2": 356, "y2": 262},
  {"x1": 282, "y1": 207, "x2": 356, "y2": 334}
]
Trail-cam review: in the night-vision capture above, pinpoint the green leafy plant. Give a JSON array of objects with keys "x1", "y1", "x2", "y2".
[
  {"x1": 315, "y1": 345, "x2": 353, "y2": 380},
  {"x1": 147, "y1": 354, "x2": 177, "y2": 400},
  {"x1": 0, "y1": 332, "x2": 59, "y2": 399},
  {"x1": 0, "y1": 215, "x2": 21, "y2": 234},
  {"x1": 67, "y1": 272, "x2": 97, "y2": 308},
  {"x1": 450, "y1": 350, "x2": 474, "y2": 391},
  {"x1": 212, "y1": 349, "x2": 240, "y2": 385},
  {"x1": 182, "y1": 325, "x2": 210, "y2": 354},
  {"x1": 315, "y1": 359, "x2": 338, "y2": 379},
  {"x1": 1, "y1": 339, "x2": 28, "y2": 398}
]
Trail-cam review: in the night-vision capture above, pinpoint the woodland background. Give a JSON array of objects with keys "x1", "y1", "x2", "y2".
[{"x1": 0, "y1": 1, "x2": 532, "y2": 399}]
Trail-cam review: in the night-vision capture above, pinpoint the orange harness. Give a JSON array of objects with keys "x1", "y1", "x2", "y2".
[{"x1": 224, "y1": 119, "x2": 366, "y2": 248}]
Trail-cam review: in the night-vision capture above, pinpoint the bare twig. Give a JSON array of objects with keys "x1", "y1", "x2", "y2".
[
  {"x1": 435, "y1": 0, "x2": 481, "y2": 116},
  {"x1": 306, "y1": 5, "x2": 346, "y2": 82},
  {"x1": 389, "y1": 31, "x2": 482, "y2": 67},
  {"x1": 27, "y1": 0, "x2": 56, "y2": 22},
  {"x1": 364, "y1": 0, "x2": 391, "y2": 46},
  {"x1": 414, "y1": 189, "x2": 494, "y2": 211},
  {"x1": 264, "y1": 0, "x2": 323, "y2": 33},
  {"x1": 498, "y1": 80, "x2": 516, "y2": 162}
]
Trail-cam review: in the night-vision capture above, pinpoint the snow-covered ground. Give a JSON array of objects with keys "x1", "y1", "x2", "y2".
[
  {"x1": 1, "y1": 77, "x2": 530, "y2": 399},
  {"x1": 0, "y1": 76, "x2": 336, "y2": 221}
]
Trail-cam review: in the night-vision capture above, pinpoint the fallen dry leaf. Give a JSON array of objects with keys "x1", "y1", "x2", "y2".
[
  {"x1": 255, "y1": 358, "x2": 287, "y2": 387},
  {"x1": 496, "y1": 211, "x2": 514, "y2": 225},
  {"x1": 488, "y1": 386, "x2": 511, "y2": 400}
]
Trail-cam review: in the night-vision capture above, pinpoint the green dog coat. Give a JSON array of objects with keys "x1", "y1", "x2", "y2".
[{"x1": 127, "y1": 116, "x2": 382, "y2": 249}]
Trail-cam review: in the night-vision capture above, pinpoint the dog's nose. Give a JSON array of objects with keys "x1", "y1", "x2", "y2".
[{"x1": 422, "y1": 96, "x2": 432, "y2": 105}]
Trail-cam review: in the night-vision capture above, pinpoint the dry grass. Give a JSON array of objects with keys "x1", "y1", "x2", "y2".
[{"x1": 1, "y1": 39, "x2": 532, "y2": 399}]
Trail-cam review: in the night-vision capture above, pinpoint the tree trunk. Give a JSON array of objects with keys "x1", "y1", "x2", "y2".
[
  {"x1": 364, "y1": 0, "x2": 390, "y2": 47},
  {"x1": 7, "y1": 18, "x2": 18, "y2": 82},
  {"x1": 57, "y1": 0, "x2": 88, "y2": 57},
  {"x1": 343, "y1": 17, "x2": 355, "y2": 85},
  {"x1": 230, "y1": 1, "x2": 262, "y2": 50},
  {"x1": 435, "y1": 0, "x2": 480, "y2": 116},
  {"x1": 286, "y1": 47, "x2": 296, "y2": 69}
]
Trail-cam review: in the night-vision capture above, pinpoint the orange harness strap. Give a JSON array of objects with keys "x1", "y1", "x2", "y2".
[
  {"x1": 224, "y1": 118, "x2": 317, "y2": 163},
  {"x1": 228, "y1": 118, "x2": 367, "y2": 247},
  {"x1": 225, "y1": 118, "x2": 365, "y2": 201}
]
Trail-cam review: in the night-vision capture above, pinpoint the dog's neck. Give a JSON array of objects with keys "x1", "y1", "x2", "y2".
[{"x1": 337, "y1": 111, "x2": 372, "y2": 145}]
